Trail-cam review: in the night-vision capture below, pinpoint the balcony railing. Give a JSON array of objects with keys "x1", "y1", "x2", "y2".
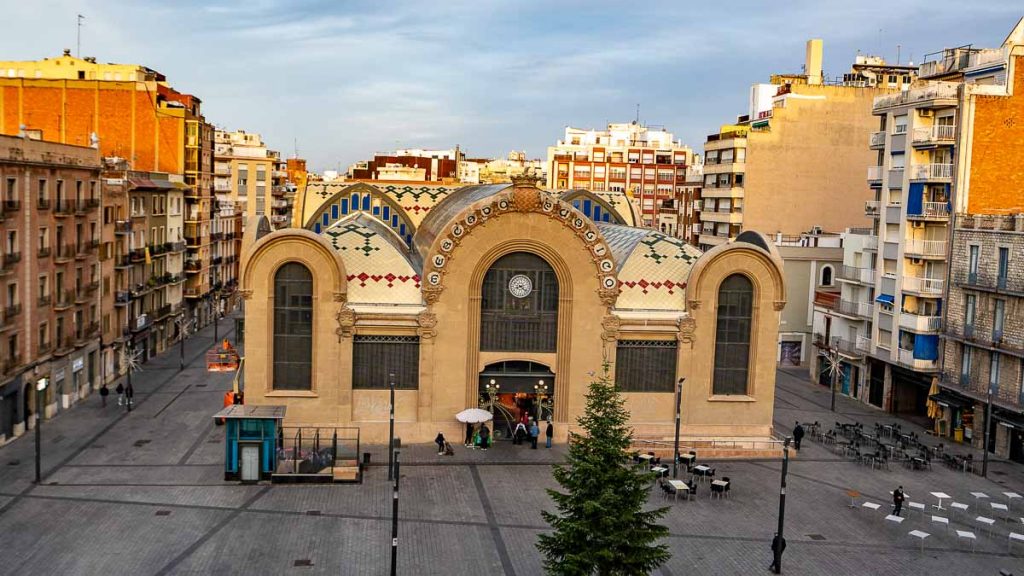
[
  {"x1": 838, "y1": 265, "x2": 874, "y2": 284},
  {"x1": 813, "y1": 291, "x2": 840, "y2": 310},
  {"x1": 2, "y1": 199, "x2": 20, "y2": 213},
  {"x1": 54, "y1": 200, "x2": 75, "y2": 215},
  {"x1": 864, "y1": 200, "x2": 880, "y2": 215},
  {"x1": 912, "y1": 125, "x2": 956, "y2": 144},
  {"x1": 37, "y1": 294, "x2": 51, "y2": 307},
  {"x1": 911, "y1": 163, "x2": 953, "y2": 180},
  {"x1": 36, "y1": 199, "x2": 51, "y2": 210},
  {"x1": 867, "y1": 166, "x2": 883, "y2": 182},
  {"x1": 184, "y1": 260, "x2": 202, "y2": 273},
  {"x1": 898, "y1": 347, "x2": 938, "y2": 370},
  {"x1": 856, "y1": 335, "x2": 873, "y2": 353},
  {"x1": 3, "y1": 304, "x2": 21, "y2": 318},
  {"x1": 114, "y1": 221, "x2": 131, "y2": 235},
  {"x1": 902, "y1": 276, "x2": 944, "y2": 295},
  {"x1": 898, "y1": 312, "x2": 942, "y2": 332},
  {"x1": 2, "y1": 354, "x2": 22, "y2": 374},
  {"x1": 904, "y1": 239, "x2": 946, "y2": 257},
  {"x1": 955, "y1": 271, "x2": 1024, "y2": 296},
  {"x1": 907, "y1": 201, "x2": 951, "y2": 220},
  {"x1": 837, "y1": 299, "x2": 874, "y2": 318},
  {"x1": 869, "y1": 131, "x2": 886, "y2": 148}
]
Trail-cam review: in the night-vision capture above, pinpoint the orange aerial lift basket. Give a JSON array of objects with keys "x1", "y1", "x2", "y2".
[{"x1": 207, "y1": 339, "x2": 241, "y2": 372}]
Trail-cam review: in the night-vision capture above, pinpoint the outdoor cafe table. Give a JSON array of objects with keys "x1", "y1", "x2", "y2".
[
  {"x1": 711, "y1": 479, "x2": 729, "y2": 498},
  {"x1": 638, "y1": 453, "x2": 654, "y2": 469},
  {"x1": 1005, "y1": 492, "x2": 1022, "y2": 510},
  {"x1": 932, "y1": 492, "x2": 952, "y2": 511},
  {"x1": 693, "y1": 465, "x2": 712, "y2": 481},
  {"x1": 668, "y1": 480, "x2": 689, "y2": 501},
  {"x1": 678, "y1": 453, "x2": 696, "y2": 467},
  {"x1": 992, "y1": 502, "x2": 1010, "y2": 522}
]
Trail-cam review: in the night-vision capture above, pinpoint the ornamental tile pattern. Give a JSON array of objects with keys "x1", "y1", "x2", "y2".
[
  {"x1": 614, "y1": 229, "x2": 703, "y2": 310},
  {"x1": 321, "y1": 214, "x2": 422, "y2": 305}
]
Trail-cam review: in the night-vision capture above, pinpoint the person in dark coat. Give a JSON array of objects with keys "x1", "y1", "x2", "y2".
[
  {"x1": 793, "y1": 421, "x2": 804, "y2": 450},
  {"x1": 99, "y1": 384, "x2": 109, "y2": 407},
  {"x1": 892, "y1": 485, "x2": 905, "y2": 516},
  {"x1": 545, "y1": 420, "x2": 554, "y2": 448},
  {"x1": 529, "y1": 420, "x2": 540, "y2": 449},
  {"x1": 513, "y1": 421, "x2": 527, "y2": 445},
  {"x1": 769, "y1": 533, "x2": 786, "y2": 573},
  {"x1": 465, "y1": 423, "x2": 474, "y2": 447},
  {"x1": 435, "y1": 432, "x2": 446, "y2": 455},
  {"x1": 479, "y1": 424, "x2": 490, "y2": 450}
]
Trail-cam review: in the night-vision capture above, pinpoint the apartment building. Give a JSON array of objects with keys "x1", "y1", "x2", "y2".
[
  {"x1": 545, "y1": 123, "x2": 698, "y2": 228},
  {"x1": 813, "y1": 19, "x2": 1024, "y2": 435},
  {"x1": 0, "y1": 51, "x2": 221, "y2": 334},
  {"x1": 347, "y1": 148, "x2": 470, "y2": 183},
  {"x1": 703, "y1": 40, "x2": 915, "y2": 366},
  {"x1": 0, "y1": 135, "x2": 102, "y2": 444}
]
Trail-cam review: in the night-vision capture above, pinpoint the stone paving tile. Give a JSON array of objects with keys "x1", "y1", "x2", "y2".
[
  {"x1": 251, "y1": 465, "x2": 488, "y2": 524},
  {"x1": 0, "y1": 497, "x2": 229, "y2": 576},
  {"x1": 165, "y1": 510, "x2": 502, "y2": 576},
  {"x1": 476, "y1": 464, "x2": 557, "y2": 527},
  {"x1": 30, "y1": 484, "x2": 265, "y2": 510},
  {"x1": 46, "y1": 464, "x2": 224, "y2": 486}
]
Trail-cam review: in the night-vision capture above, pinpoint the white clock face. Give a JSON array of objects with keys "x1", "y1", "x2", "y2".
[{"x1": 508, "y1": 274, "x2": 533, "y2": 298}]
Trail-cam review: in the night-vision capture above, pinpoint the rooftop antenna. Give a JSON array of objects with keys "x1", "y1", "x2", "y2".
[
  {"x1": 293, "y1": 137, "x2": 298, "y2": 159},
  {"x1": 77, "y1": 14, "x2": 85, "y2": 57},
  {"x1": 897, "y1": 44, "x2": 901, "y2": 65},
  {"x1": 635, "y1": 103, "x2": 640, "y2": 125}
]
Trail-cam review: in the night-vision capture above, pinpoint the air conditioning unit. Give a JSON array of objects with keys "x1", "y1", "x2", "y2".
[
  {"x1": 909, "y1": 257, "x2": 923, "y2": 265},
  {"x1": 811, "y1": 225, "x2": 823, "y2": 235},
  {"x1": 911, "y1": 221, "x2": 926, "y2": 229},
  {"x1": 919, "y1": 109, "x2": 934, "y2": 118}
]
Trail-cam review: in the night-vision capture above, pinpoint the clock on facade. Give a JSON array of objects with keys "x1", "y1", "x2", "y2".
[{"x1": 508, "y1": 274, "x2": 533, "y2": 298}]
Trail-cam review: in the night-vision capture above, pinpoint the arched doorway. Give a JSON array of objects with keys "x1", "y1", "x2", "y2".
[
  {"x1": 480, "y1": 252, "x2": 558, "y2": 352},
  {"x1": 479, "y1": 360, "x2": 555, "y2": 439}
]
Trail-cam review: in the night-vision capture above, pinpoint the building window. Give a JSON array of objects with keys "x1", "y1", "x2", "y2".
[
  {"x1": 994, "y1": 299, "x2": 1005, "y2": 340},
  {"x1": 990, "y1": 352, "x2": 1001, "y2": 394},
  {"x1": 965, "y1": 294, "x2": 976, "y2": 332},
  {"x1": 998, "y1": 247, "x2": 1009, "y2": 287},
  {"x1": 961, "y1": 345, "x2": 972, "y2": 385},
  {"x1": 272, "y1": 262, "x2": 313, "y2": 390},
  {"x1": 820, "y1": 265, "x2": 834, "y2": 287},
  {"x1": 968, "y1": 245, "x2": 979, "y2": 278},
  {"x1": 713, "y1": 274, "x2": 754, "y2": 395},
  {"x1": 615, "y1": 340, "x2": 678, "y2": 392},
  {"x1": 352, "y1": 335, "x2": 419, "y2": 389},
  {"x1": 480, "y1": 252, "x2": 558, "y2": 352}
]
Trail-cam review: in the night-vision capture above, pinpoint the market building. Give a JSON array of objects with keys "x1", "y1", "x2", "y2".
[{"x1": 241, "y1": 175, "x2": 786, "y2": 445}]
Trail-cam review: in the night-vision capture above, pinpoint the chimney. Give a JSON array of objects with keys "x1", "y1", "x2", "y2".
[{"x1": 805, "y1": 39, "x2": 824, "y2": 85}]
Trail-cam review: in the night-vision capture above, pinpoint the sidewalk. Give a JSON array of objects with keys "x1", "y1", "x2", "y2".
[{"x1": 0, "y1": 316, "x2": 237, "y2": 506}]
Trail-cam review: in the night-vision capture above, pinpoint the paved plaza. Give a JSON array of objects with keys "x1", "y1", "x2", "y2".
[{"x1": 1, "y1": 326, "x2": 1023, "y2": 575}]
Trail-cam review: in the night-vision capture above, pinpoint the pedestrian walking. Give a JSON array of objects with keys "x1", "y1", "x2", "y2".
[
  {"x1": 529, "y1": 420, "x2": 540, "y2": 449},
  {"x1": 769, "y1": 533, "x2": 786, "y2": 573},
  {"x1": 479, "y1": 424, "x2": 490, "y2": 450},
  {"x1": 115, "y1": 382, "x2": 124, "y2": 406},
  {"x1": 545, "y1": 420, "x2": 553, "y2": 448},
  {"x1": 125, "y1": 383, "x2": 134, "y2": 411},
  {"x1": 99, "y1": 384, "x2": 109, "y2": 407},
  {"x1": 793, "y1": 421, "x2": 804, "y2": 451},
  {"x1": 465, "y1": 423, "x2": 474, "y2": 447},
  {"x1": 513, "y1": 421, "x2": 527, "y2": 445},
  {"x1": 892, "y1": 485, "x2": 905, "y2": 516},
  {"x1": 435, "y1": 432, "x2": 446, "y2": 455}
]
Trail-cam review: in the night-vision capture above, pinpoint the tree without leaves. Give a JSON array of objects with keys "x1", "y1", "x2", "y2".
[{"x1": 537, "y1": 364, "x2": 670, "y2": 575}]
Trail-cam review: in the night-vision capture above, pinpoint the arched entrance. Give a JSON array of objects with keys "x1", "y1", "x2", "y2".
[
  {"x1": 479, "y1": 360, "x2": 555, "y2": 439},
  {"x1": 480, "y1": 252, "x2": 558, "y2": 352}
]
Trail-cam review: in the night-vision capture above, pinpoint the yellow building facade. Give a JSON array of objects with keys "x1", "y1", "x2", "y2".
[{"x1": 241, "y1": 177, "x2": 786, "y2": 444}]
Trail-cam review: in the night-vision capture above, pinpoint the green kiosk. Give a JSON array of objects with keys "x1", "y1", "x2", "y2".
[{"x1": 213, "y1": 405, "x2": 286, "y2": 483}]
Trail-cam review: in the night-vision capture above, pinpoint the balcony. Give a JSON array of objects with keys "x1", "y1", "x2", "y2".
[
  {"x1": 3, "y1": 199, "x2": 20, "y2": 213},
  {"x1": 2, "y1": 354, "x2": 22, "y2": 374},
  {"x1": 869, "y1": 131, "x2": 886, "y2": 149},
  {"x1": 54, "y1": 200, "x2": 75, "y2": 216},
  {"x1": 114, "y1": 254, "x2": 133, "y2": 268},
  {"x1": 212, "y1": 256, "x2": 224, "y2": 265},
  {"x1": 838, "y1": 265, "x2": 874, "y2": 284},
  {"x1": 271, "y1": 214, "x2": 289, "y2": 224},
  {"x1": 210, "y1": 232, "x2": 224, "y2": 241},
  {"x1": 898, "y1": 311, "x2": 942, "y2": 333},
  {"x1": 36, "y1": 199, "x2": 51, "y2": 211},
  {"x1": 130, "y1": 209, "x2": 147, "y2": 219},
  {"x1": 3, "y1": 304, "x2": 21, "y2": 319},
  {"x1": 184, "y1": 287, "x2": 207, "y2": 299},
  {"x1": 867, "y1": 166, "x2": 883, "y2": 184},
  {"x1": 955, "y1": 271, "x2": 1024, "y2": 297},
  {"x1": 813, "y1": 290, "x2": 840, "y2": 310},
  {"x1": 184, "y1": 260, "x2": 203, "y2": 273},
  {"x1": 154, "y1": 303, "x2": 173, "y2": 320},
  {"x1": 898, "y1": 347, "x2": 939, "y2": 371},
  {"x1": 837, "y1": 299, "x2": 874, "y2": 319},
  {"x1": 37, "y1": 294, "x2": 51, "y2": 307},
  {"x1": 54, "y1": 290, "x2": 74, "y2": 310},
  {"x1": 902, "y1": 276, "x2": 944, "y2": 295},
  {"x1": 74, "y1": 288, "x2": 90, "y2": 303},
  {"x1": 130, "y1": 248, "x2": 146, "y2": 263},
  {"x1": 907, "y1": 202, "x2": 951, "y2": 221},
  {"x1": 115, "y1": 291, "x2": 131, "y2": 305},
  {"x1": 85, "y1": 280, "x2": 99, "y2": 294},
  {"x1": 861, "y1": 200, "x2": 880, "y2": 217},
  {"x1": 910, "y1": 163, "x2": 953, "y2": 181},
  {"x1": 904, "y1": 239, "x2": 946, "y2": 259},
  {"x1": 114, "y1": 220, "x2": 131, "y2": 235},
  {"x1": 131, "y1": 313, "x2": 152, "y2": 333},
  {"x1": 85, "y1": 198, "x2": 101, "y2": 209},
  {"x1": 856, "y1": 335, "x2": 873, "y2": 353},
  {"x1": 912, "y1": 125, "x2": 956, "y2": 146},
  {"x1": 168, "y1": 241, "x2": 186, "y2": 253}
]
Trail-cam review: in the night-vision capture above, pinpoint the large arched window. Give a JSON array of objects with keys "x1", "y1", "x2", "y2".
[
  {"x1": 480, "y1": 252, "x2": 558, "y2": 352},
  {"x1": 713, "y1": 274, "x2": 754, "y2": 395},
  {"x1": 273, "y1": 262, "x2": 313, "y2": 390}
]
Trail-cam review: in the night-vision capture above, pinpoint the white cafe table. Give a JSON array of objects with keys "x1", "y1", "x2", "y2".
[
  {"x1": 692, "y1": 465, "x2": 712, "y2": 481},
  {"x1": 931, "y1": 515, "x2": 950, "y2": 532},
  {"x1": 931, "y1": 492, "x2": 951, "y2": 511},
  {"x1": 950, "y1": 502, "x2": 969, "y2": 519},
  {"x1": 1005, "y1": 492, "x2": 1022, "y2": 509},
  {"x1": 667, "y1": 480, "x2": 689, "y2": 501},
  {"x1": 637, "y1": 453, "x2": 653, "y2": 469},
  {"x1": 862, "y1": 502, "x2": 882, "y2": 512},
  {"x1": 955, "y1": 530, "x2": 976, "y2": 552},
  {"x1": 885, "y1": 514, "x2": 905, "y2": 526},
  {"x1": 976, "y1": 516, "x2": 996, "y2": 536},
  {"x1": 971, "y1": 491, "x2": 990, "y2": 501},
  {"x1": 992, "y1": 502, "x2": 1010, "y2": 522},
  {"x1": 907, "y1": 501, "x2": 926, "y2": 517},
  {"x1": 908, "y1": 530, "x2": 930, "y2": 554}
]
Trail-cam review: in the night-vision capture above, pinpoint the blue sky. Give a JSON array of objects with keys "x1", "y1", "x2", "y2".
[{"x1": 2, "y1": 1, "x2": 1022, "y2": 171}]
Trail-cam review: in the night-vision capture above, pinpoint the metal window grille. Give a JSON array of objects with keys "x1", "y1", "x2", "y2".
[
  {"x1": 480, "y1": 252, "x2": 558, "y2": 352},
  {"x1": 713, "y1": 274, "x2": 753, "y2": 395},
  {"x1": 614, "y1": 340, "x2": 678, "y2": 392},
  {"x1": 273, "y1": 262, "x2": 313, "y2": 390},
  {"x1": 352, "y1": 335, "x2": 420, "y2": 390}
]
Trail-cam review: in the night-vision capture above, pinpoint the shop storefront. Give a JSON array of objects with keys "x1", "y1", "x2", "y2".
[
  {"x1": 928, "y1": 389, "x2": 974, "y2": 444},
  {"x1": 890, "y1": 365, "x2": 933, "y2": 423}
]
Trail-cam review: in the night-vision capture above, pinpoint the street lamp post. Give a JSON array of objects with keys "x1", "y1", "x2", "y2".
[
  {"x1": 176, "y1": 314, "x2": 187, "y2": 372},
  {"x1": 673, "y1": 378, "x2": 685, "y2": 479},
  {"x1": 534, "y1": 380, "x2": 548, "y2": 422},
  {"x1": 34, "y1": 377, "x2": 48, "y2": 484},
  {"x1": 212, "y1": 292, "x2": 220, "y2": 343},
  {"x1": 125, "y1": 342, "x2": 134, "y2": 413},
  {"x1": 773, "y1": 436, "x2": 792, "y2": 574},
  {"x1": 486, "y1": 379, "x2": 500, "y2": 417},
  {"x1": 390, "y1": 450, "x2": 401, "y2": 576},
  {"x1": 388, "y1": 372, "x2": 396, "y2": 482}
]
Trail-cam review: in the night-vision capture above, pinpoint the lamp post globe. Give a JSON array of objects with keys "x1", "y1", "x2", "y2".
[{"x1": 34, "y1": 377, "x2": 49, "y2": 484}]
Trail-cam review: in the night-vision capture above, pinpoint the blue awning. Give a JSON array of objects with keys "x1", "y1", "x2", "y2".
[{"x1": 875, "y1": 294, "x2": 895, "y2": 305}]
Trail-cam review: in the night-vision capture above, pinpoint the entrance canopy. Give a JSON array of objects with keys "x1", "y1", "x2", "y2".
[{"x1": 480, "y1": 360, "x2": 555, "y2": 395}]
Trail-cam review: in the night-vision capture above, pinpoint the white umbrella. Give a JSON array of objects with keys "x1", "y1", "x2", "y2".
[{"x1": 455, "y1": 408, "x2": 493, "y2": 424}]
